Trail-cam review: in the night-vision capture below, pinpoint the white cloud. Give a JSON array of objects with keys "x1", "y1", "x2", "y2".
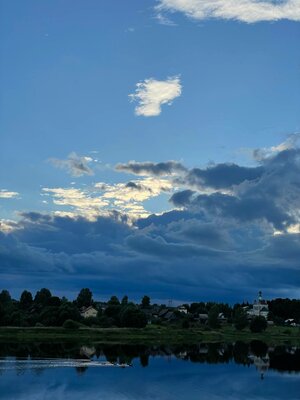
[
  {"x1": 42, "y1": 188, "x2": 108, "y2": 220},
  {"x1": 0, "y1": 219, "x2": 19, "y2": 233},
  {"x1": 129, "y1": 76, "x2": 182, "y2": 117},
  {"x1": 49, "y1": 152, "x2": 95, "y2": 177},
  {"x1": 156, "y1": 0, "x2": 300, "y2": 23},
  {"x1": 0, "y1": 189, "x2": 19, "y2": 199},
  {"x1": 42, "y1": 177, "x2": 174, "y2": 221},
  {"x1": 95, "y1": 177, "x2": 173, "y2": 218}
]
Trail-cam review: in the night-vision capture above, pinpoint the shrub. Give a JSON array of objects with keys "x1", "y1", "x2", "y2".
[
  {"x1": 233, "y1": 308, "x2": 249, "y2": 331},
  {"x1": 63, "y1": 319, "x2": 80, "y2": 330},
  {"x1": 250, "y1": 316, "x2": 267, "y2": 333}
]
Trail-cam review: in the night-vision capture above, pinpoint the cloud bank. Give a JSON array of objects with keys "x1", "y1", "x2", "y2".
[
  {"x1": 156, "y1": 0, "x2": 300, "y2": 23},
  {"x1": 2, "y1": 141, "x2": 300, "y2": 301},
  {"x1": 129, "y1": 76, "x2": 182, "y2": 116}
]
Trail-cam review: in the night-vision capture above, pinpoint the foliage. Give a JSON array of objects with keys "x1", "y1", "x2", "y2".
[
  {"x1": 208, "y1": 305, "x2": 220, "y2": 329},
  {"x1": 120, "y1": 306, "x2": 147, "y2": 328},
  {"x1": 269, "y1": 298, "x2": 300, "y2": 323},
  {"x1": 63, "y1": 319, "x2": 80, "y2": 330},
  {"x1": 233, "y1": 307, "x2": 249, "y2": 330},
  {"x1": 141, "y1": 295, "x2": 150, "y2": 308},
  {"x1": 76, "y1": 288, "x2": 93, "y2": 308},
  {"x1": 108, "y1": 296, "x2": 120, "y2": 306},
  {"x1": 20, "y1": 291, "x2": 33, "y2": 309},
  {"x1": 250, "y1": 316, "x2": 267, "y2": 333},
  {"x1": 34, "y1": 288, "x2": 52, "y2": 307}
]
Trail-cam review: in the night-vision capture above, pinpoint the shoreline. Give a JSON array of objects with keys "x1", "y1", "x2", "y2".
[{"x1": 0, "y1": 325, "x2": 299, "y2": 345}]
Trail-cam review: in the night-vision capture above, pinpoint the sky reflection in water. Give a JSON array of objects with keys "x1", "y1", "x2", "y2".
[{"x1": 0, "y1": 347, "x2": 299, "y2": 400}]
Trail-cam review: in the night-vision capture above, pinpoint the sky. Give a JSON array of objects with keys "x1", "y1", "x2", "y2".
[{"x1": 0, "y1": 0, "x2": 300, "y2": 303}]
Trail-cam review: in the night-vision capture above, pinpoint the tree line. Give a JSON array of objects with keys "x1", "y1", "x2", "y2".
[
  {"x1": 0, "y1": 288, "x2": 148, "y2": 329},
  {"x1": 0, "y1": 288, "x2": 299, "y2": 330}
]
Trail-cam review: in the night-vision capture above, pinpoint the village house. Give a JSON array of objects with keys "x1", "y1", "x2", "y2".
[
  {"x1": 177, "y1": 305, "x2": 188, "y2": 314},
  {"x1": 80, "y1": 306, "x2": 98, "y2": 318}
]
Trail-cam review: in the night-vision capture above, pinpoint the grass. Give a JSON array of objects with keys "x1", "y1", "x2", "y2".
[{"x1": 0, "y1": 324, "x2": 299, "y2": 345}]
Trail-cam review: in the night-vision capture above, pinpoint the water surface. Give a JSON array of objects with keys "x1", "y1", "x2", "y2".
[{"x1": 0, "y1": 342, "x2": 299, "y2": 400}]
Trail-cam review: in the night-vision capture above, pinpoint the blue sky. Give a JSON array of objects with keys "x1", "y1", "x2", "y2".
[{"x1": 0, "y1": 0, "x2": 300, "y2": 302}]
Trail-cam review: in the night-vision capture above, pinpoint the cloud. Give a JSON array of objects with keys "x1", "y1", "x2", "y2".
[
  {"x1": 156, "y1": 0, "x2": 300, "y2": 23},
  {"x1": 42, "y1": 187, "x2": 108, "y2": 219},
  {"x1": 49, "y1": 152, "x2": 94, "y2": 177},
  {"x1": 115, "y1": 160, "x2": 187, "y2": 176},
  {"x1": 181, "y1": 163, "x2": 264, "y2": 190},
  {"x1": 0, "y1": 190, "x2": 19, "y2": 199},
  {"x1": 42, "y1": 177, "x2": 173, "y2": 220},
  {"x1": 3, "y1": 141, "x2": 300, "y2": 301},
  {"x1": 252, "y1": 133, "x2": 300, "y2": 161},
  {"x1": 95, "y1": 177, "x2": 174, "y2": 218},
  {"x1": 129, "y1": 76, "x2": 182, "y2": 116},
  {"x1": 170, "y1": 148, "x2": 300, "y2": 231}
]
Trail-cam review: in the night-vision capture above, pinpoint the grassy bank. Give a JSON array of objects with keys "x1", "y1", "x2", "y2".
[{"x1": 0, "y1": 325, "x2": 299, "y2": 345}]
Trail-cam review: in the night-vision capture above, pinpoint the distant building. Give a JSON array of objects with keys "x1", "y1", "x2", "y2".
[
  {"x1": 247, "y1": 291, "x2": 269, "y2": 319},
  {"x1": 177, "y1": 305, "x2": 188, "y2": 314},
  {"x1": 285, "y1": 319, "x2": 297, "y2": 327},
  {"x1": 80, "y1": 306, "x2": 98, "y2": 318},
  {"x1": 198, "y1": 314, "x2": 209, "y2": 324}
]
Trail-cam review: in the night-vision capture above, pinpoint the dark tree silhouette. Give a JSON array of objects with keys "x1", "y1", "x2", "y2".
[{"x1": 76, "y1": 288, "x2": 93, "y2": 308}]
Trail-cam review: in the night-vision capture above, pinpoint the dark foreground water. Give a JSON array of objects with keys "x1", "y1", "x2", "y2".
[{"x1": 0, "y1": 341, "x2": 299, "y2": 399}]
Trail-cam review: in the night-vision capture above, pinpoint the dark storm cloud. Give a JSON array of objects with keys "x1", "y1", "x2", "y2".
[
  {"x1": 183, "y1": 163, "x2": 264, "y2": 190},
  {"x1": 1, "y1": 146, "x2": 300, "y2": 301},
  {"x1": 170, "y1": 192, "x2": 292, "y2": 230},
  {"x1": 115, "y1": 160, "x2": 187, "y2": 176}
]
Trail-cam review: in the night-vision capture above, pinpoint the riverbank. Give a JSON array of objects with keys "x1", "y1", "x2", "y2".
[{"x1": 0, "y1": 325, "x2": 299, "y2": 345}]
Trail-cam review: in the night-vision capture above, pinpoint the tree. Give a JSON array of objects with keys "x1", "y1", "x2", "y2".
[
  {"x1": 120, "y1": 306, "x2": 147, "y2": 328},
  {"x1": 108, "y1": 295, "x2": 120, "y2": 305},
  {"x1": 20, "y1": 290, "x2": 33, "y2": 309},
  {"x1": 0, "y1": 290, "x2": 12, "y2": 305},
  {"x1": 121, "y1": 295, "x2": 128, "y2": 306},
  {"x1": 57, "y1": 302, "x2": 81, "y2": 325},
  {"x1": 250, "y1": 316, "x2": 267, "y2": 333},
  {"x1": 234, "y1": 307, "x2": 249, "y2": 331},
  {"x1": 141, "y1": 295, "x2": 151, "y2": 308},
  {"x1": 34, "y1": 288, "x2": 52, "y2": 307},
  {"x1": 208, "y1": 305, "x2": 220, "y2": 329},
  {"x1": 76, "y1": 288, "x2": 93, "y2": 308}
]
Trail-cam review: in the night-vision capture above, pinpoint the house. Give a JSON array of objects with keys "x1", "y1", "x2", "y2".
[
  {"x1": 177, "y1": 305, "x2": 188, "y2": 314},
  {"x1": 164, "y1": 311, "x2": 176, "y2": 321},
  {"x1": 158, "y1": 308, "x2": 170, "y2": 318},
  {"x1": 198, "y1": 313, "x2": 209, "y2": 324},
  {"x1": 218, "y1": 312, "x2": 227, "y2": 324},
  {"x1": 247, "y1": 291, "x2": 269, "y2": 319},
  {"x1": 285, "y1": 319, "x2": 297, "y2": 327},
  {"x1": 80, "y1": 306, "x2": 98, "y2": 318}
]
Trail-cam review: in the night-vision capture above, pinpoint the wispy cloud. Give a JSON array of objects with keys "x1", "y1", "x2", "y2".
[
  {"x1": 49, "y1": 152, "x2": 95, "y2": 177},
  {"x1": 0, "y1": 189, "x2": 19, "y2": 199},
  {"x1": 156, "y1": 0, "x2": 300, "y2": 23},
  {"x1": 116, "y1": 160, "x2": 187, "y2": 176},
  {"x1": 252, "y1": 133, "x2": 300, "y2": 161},
  {"x1": 155, "y1": 12, "x2": 177, "y2": 26},
  {"x1": 129, "y1": 76, "x2": 182, "y2": 116}
]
